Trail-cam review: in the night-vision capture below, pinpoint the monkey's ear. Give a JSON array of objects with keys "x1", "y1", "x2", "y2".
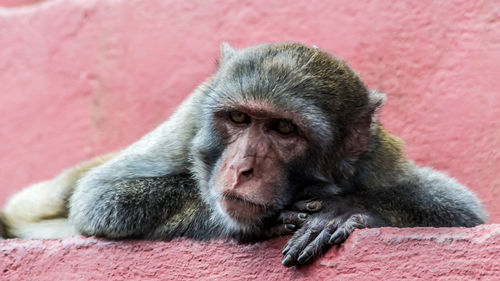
[
  {"x1": 219, "y1": 42, "x2": 236, "y2": 65},
  {"x1": 338, "y1": 90, "x2": 386, "y2": 179},
  {"x1": 344, "y1": 90, "x2": 386, "y2": 156},
  {"x1": 368, "y1": 90, "x2": 386, "y2": 115}
]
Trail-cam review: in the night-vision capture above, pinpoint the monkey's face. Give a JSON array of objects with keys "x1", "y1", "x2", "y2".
[
  {"x1": 209, "y1": 102, "x2": 309, "y2": 226},
  {"x1": 192, "y1": 42, "x2": 374, "y2": 231}
]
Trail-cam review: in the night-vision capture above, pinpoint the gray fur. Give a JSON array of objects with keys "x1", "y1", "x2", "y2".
[{"x1": 33, "y1": 42, "x2": 486, "y2": 256}]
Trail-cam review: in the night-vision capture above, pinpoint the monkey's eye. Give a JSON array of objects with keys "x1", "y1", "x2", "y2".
[
  {"x1": 229, "y1": 111, "x2": 250, "y2": 124},
  {"x1": 274, "y1": 119, "x2": 295, "y2": 135}
]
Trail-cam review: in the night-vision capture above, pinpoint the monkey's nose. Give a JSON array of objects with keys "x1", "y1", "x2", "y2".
[{"x1": 230, "y1": 166, "x2": 254, "y2": 189}]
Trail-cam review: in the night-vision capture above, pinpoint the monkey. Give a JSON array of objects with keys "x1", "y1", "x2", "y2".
[{"x1": 0, "y1": 42, "x2": 486, "y2": 268}]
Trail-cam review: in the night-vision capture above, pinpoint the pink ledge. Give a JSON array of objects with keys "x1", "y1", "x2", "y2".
[{"x1": 1, "y1": 225, "x2": 499, "y2": 280}]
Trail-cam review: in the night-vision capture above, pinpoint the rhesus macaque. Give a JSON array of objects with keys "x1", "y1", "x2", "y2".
[{"x1": 1, "y1": 42, "x2": 486, "y2": 267}]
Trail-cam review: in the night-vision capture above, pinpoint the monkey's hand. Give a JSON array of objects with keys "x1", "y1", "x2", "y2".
[{"x1": 281, "y1": 198, "x2": 383, "y2": 267}]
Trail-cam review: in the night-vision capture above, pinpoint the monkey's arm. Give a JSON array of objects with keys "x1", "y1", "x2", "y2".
[
  {"x1": 354, "y1": 126, "x2": 486, "y2": 227},
  {"x1": 359, "y1": 165, "x2": 487, "y2": 228},
  {"x1": 70, "y1": 173, "x2": 223, "y2": 239},
  {"x1": 0, "y1": 154, "x2": 207, "y2": 240},
  {"x1": 281, "y1": 169, "x2": 487, "y2": 267}
]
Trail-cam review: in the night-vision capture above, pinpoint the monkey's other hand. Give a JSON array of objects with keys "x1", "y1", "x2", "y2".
[
  {"x1": 281, "y1": 211, "x2": 372, "y2": 267},
  {"x1": 266, "y1": 200, "x2": 323, "y2": 238},
  {"x1": 280, "y1": 200, "x2": 324, "y2": 234}
]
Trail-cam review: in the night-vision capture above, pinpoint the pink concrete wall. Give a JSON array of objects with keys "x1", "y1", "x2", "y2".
[{"x1": 1, "y1": 225, "x2": 499, "y2": 280}]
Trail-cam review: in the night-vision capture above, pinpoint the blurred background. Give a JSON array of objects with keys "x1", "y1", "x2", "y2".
[{"x1": 0, "y1": 0, "x2": 499, "y2": 222}]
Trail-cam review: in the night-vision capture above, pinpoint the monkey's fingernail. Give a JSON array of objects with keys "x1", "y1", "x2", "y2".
[
  {"x1": 330, "y1": 229, "x2": 345, "y2": 244},
  {"x1": 328, "y1": 236, "x2": 336, "y2": 244},
  {"x1": 333, "y1": 236, "x2": 344, "y2": 244},
  {"x1": 282, "y1": 245, "x2": 291, "y2": 255},
  {"x1": 297, "y1": 252, "x2": 311, "y2": 264},
  {"x1": 307, "y1": 201, "x2": 320, "y2": 211},
  {"x1": 285, "y1": 224, "x2": 296, "y2": 231},
  {"x1": 329, "y1": 233, "x2": 344, "y2": 245},
  {"x1": 282, "y1": 255, "x2": 294, "y2": 267},
  {"x1": 298, "y1": 213, "x2": 308, "y2": 220}
]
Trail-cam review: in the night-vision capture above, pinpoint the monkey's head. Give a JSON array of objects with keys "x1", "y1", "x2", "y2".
[{"x1": 190, "y1": 42, "x2": 385, "y2": 234}]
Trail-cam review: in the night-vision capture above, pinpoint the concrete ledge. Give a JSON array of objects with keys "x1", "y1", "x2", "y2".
[{"x1": 1, "y1": 225, "x2": 499, "y2": 280}]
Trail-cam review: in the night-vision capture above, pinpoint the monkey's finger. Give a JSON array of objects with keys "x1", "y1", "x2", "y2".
[
  {"x1": 282, "y1": 228, "x2": 319, "y2": 267},
  {"x1": 328, "y1": 227, "x2": 350, "y2": 245},
  {"x1": 278, "y1": 211, "x2": 308, "y2": 226},
  {"x1": 296, "y1": 220, "x2": 339, "y2": 264},
  {"x1": 328, "y1": 214, "x2": 366, "y2": 244},
  {"x1": 292, "y1": 200, "x2": 322, "y2": 213},
  {"x1": 296, "y1": 230, "x2": 332, "y2": 264},
  {"x1": 282, "y1": 225, "x2": 308, "y2": 255}
]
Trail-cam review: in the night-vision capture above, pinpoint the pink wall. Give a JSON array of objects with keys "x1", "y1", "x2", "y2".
[
  {"x1": 0, "y1": 0, "x2": 499, "y2": 220},
  {"x1": 1, "y1": 226, "x2": 499, "y2": 280}
]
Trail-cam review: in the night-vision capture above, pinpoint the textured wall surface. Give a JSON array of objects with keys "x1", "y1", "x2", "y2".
[
  {"x1": 0, "y1": 0, "x2": 499, "y2": 279},
  {"x1": 1, "y1": 225, "x2": 499, "y2": 280}
]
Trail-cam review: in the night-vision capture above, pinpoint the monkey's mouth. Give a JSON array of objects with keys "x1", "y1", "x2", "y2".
[{"x1": 218, "y1": 192, "x2": 268, "y2": 219}]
